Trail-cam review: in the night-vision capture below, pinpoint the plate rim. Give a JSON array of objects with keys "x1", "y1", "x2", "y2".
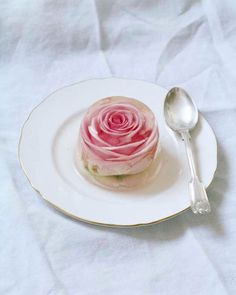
[{"x1": 18, "y1": 77, "x2": 217, "y2": 227}]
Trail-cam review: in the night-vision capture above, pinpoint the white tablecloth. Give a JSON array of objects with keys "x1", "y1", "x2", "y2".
[{"x1": 1, "y1": 0, "x2": 236, "y2": 294}]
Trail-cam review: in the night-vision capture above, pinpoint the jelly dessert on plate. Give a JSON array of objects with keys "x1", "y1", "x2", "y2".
[{"x1": 76, "y1": 96, "x2": 161, "y2": 190}]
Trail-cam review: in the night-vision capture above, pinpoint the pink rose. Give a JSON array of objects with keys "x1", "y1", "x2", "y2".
[{"x1": 79, "y1": 96, "x2": 159, "y2": 176}]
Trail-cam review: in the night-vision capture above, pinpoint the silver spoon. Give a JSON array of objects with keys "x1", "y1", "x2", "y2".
[{"x1": 164, "y1": 87, "x2": 211, "y2": 214}]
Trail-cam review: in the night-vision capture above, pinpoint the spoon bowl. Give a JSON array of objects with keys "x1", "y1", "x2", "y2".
[{"x1": 164, "y1": 87, "x2": 198, "y2": 132}]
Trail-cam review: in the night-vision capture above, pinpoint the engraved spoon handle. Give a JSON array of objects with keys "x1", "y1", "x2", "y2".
[{"x1": 181, "y1": 131, "x2": 211, "y2": 214}]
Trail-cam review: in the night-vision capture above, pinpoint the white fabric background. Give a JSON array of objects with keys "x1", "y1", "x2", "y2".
[{"x1": 1, "y1": 0, "x2": 236, "y2": 294}]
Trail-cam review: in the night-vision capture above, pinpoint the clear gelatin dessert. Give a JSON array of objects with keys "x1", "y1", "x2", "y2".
[{"x1": 77, "y1": 96, "x2": 161, "y2": 190}]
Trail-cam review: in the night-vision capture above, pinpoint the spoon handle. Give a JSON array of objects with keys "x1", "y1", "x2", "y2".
[{"x1": 181, "y1": 131, "x2": 211, "y2": 214}]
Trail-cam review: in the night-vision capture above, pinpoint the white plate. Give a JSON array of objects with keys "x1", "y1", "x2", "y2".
[{"x1": 19, "y1": 78, "x2": 217, "y2": 227}]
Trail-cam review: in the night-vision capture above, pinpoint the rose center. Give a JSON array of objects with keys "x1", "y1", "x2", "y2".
[{"x1": 110, "y1": 113, "x2": 125, "y2": 125}]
